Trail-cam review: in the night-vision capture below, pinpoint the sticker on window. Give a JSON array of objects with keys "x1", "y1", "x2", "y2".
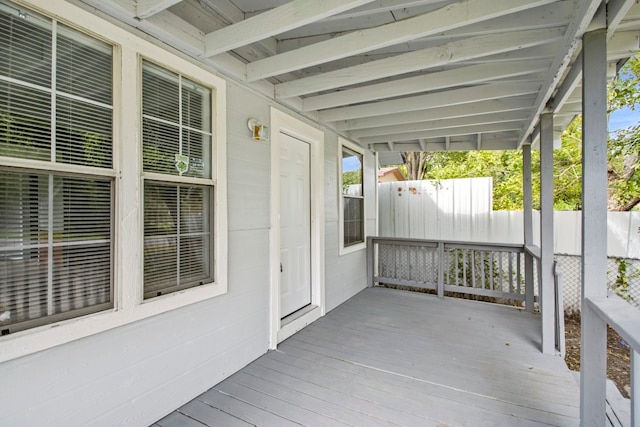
[{"x1": 175, "y1": 154, "x2": 189, "y2": 174}]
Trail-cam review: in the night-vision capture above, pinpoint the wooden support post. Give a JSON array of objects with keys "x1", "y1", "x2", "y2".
[
  {"x1": 523, "y1": 143, "x2": 535, "y2": 312},
  {"x1": 540, "y1": 112, "x2": 555, "y2": 354},
  {"x1": 580, "y1": 26, "x2": 608, "y2": 427},
  {"x1": 367, "y1": 237, "x2": 374, "y2": 287}
]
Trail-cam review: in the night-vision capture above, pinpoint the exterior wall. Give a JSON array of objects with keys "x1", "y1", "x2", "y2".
[
  {"x1": 324, "y1": 134, "x2": 377, "y2": 312},
  {"x1": 0, "y1": 4, "x2": 371, "y2": 427}
]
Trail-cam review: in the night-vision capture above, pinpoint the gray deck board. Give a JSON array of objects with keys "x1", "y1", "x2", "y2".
[{"x1": 154, "y1": 287, "x2": 584, "y2": 426}]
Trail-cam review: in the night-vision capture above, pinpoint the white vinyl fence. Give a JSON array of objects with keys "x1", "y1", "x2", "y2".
[{"x1": 379, "y1": 178, "x2": 640, "y2": 311}]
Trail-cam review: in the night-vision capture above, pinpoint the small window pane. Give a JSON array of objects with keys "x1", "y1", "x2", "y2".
[
  {"x1": 57, "y1": 24, "x2": 112, "y2": 105},
  {"x1": 344, "y1": 196, "x2": 364, "y2": 247},
  {"x1": 143, "y1": 182, "x2": 212, "y2": 299},
  {"x1": 142, "y1": 61, "x2": 179, "y2": 123},
  {"x1": 0, "y1": 170, "x2": 113, "y2": 333},
  {"x1": 0, "y1": 81, "x2": 51, "y2": 161},
  {"x1": 56, "y1": 97, "x2": 113, "y2": 167},
  {"x1": 0, "y1": 6, "x2": 52, "y2": 88},
  {"x1": 142, "y1": 118, "x2": 180, "y2": 174},
  {"x1": 182, "y1": 129, "x2": 211, "y2": 179},
  {"x1": 342, "y1": 148, "x2": 363, "y2": 197},
  {"x1": 182, "y1": 78, "x2": 211, "y2": 132}
]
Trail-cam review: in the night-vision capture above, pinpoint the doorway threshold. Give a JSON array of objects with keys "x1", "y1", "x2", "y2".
[{"x1": 278, "y1": 304, "x2": 321, "y2": 344}]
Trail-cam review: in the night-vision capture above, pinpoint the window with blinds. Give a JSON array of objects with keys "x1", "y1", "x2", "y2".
[
  {"x1": 341, "y1": 145, "x2": 365, "y2": 248},
  {"x1": 0, "y1": 3, "x2": 114, "y2": 334},
  {"x1": 142, "y1": 60, "x2": 214, "y2": 299}
]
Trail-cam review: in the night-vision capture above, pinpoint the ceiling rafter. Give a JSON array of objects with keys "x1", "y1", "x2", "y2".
[
  {"x1": 245, "y1": 0, "x2": 558, "y2": 81},
  {"x1": 202, "y1": 0, "x2": 377, "y2": 57},
  {"x1": 348, "y1": 110, "x2": 530, "y2": 140},
  {"x1": 277, "y1": 28, "x2": 562, "y2": 99},
  {"x1": 360, "y1": 122, "x2": 525, "y2": 145},
  {"x1": 336, "y1": 97, "x2": 537, "y2": 131},
  {"x1": 136, "y1": 0, "x2": 182, "y2": 19},
  {"x1": 318, "y1": 82, "x2": 541, "y2": 122},
  {"x1": 302, "y1": 59, "x2": 550, "y2": 111}
]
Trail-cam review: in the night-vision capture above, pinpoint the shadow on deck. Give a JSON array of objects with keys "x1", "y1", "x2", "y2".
[{"x1": 154, "y1": 287, "x2": 581, "y2": 426}]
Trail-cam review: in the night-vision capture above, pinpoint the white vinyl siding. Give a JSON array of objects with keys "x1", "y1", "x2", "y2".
[
  {"x1": 0, "y1": 2, "x2": 114, "y2": 334},
  {"x1": 142, "y1": 60, "x2": 215, "y2": 299},
  {"x1": 339, "y1": 138, "x2": 366, "y2": 254}
]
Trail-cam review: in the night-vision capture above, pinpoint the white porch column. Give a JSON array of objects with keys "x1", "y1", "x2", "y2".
[
  {"x1": 540, "y1": 112, "x2": 555, "y2": 354},
  {"x1": 522, "y1": 143, "x2": 535, "y2": 312},
  {"x1": 580, "y1": 26, "x2": 608, "y2": 426}
]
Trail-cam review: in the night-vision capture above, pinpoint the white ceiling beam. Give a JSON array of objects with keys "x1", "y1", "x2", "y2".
[
  {"x1": 202, "y1": 0, "x2": 377, "y2": 58},
  {"x1": 277, "y1": 28, "x2": 561, "y2": 99},
  {"x1": 348, "y1": 110, "x2": 530, "y2": 139},
  {"x1": 336, "y1": 97, "x2": 536, "y2": 131},
  {"x1": 321, "y1": 0, "x2": 452, "y2": 22},
  {"x1": 517, "y1": 0, "x2": 604, "y2": 148},
  {"x1": 199, "y1": 0, "x2": 244, "y2": 23},
  {"x1": 318, "y1": 82, "x2": 541, "y2": 122},
  {"x1": 301, "y1": 59, "x2": 550, "y2": 111},
  {"x1": 197, "y1": 0, "x2": 278, "y2": 56},
  {"x1": 360, "y1": 122, "x2": 525, "y2": 145},
  {"x1": 277, "y1": 2, "x2": 571, "y2": 53},
  {"x1": 136, "y1": 0, "x2": 182, "y2": 19},
  {"x1": 370, "y1": 137, "x2": 519, "y2": 153},
  {"x1": 246, "y1": 0, "x2": 558, "y2": 81},
  {"x1": 607, "y1": 0, "x2": 640, "y2": 32}
]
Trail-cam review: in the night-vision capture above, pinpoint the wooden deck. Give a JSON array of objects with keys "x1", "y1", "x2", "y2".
[{"x1": 153, "y1": 287, "x2": 581, "y2": 426}]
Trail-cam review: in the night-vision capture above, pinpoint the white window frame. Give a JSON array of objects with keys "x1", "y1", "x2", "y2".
[
  {"x1": 338, "y1": 137, "x2": 366, "y2": 255},
  {"x1": 0, "y1": 4, "x2": 116, "y2": 334},
  {"x1": 140, "y1": 58, "x2": 217, "y2": 300},
  {"x1": 0, "y1": 0, "x2": 227, "y2": 363}
]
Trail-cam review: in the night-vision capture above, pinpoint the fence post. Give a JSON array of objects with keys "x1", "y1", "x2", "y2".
[
  {"x1": 367, "y1": 237, "x2": 374, "y2": 287},
  {"x1": 438, "y1": 242, "x2": 444, "y2": 298}
]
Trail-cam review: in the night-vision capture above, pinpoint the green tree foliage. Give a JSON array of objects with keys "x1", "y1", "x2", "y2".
[{"x1": 399, "y1": 57, "x2": 639, "y2": 211}]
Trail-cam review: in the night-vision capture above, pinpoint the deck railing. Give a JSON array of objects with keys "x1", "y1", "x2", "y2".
[
  {"x1": 367, "y1": 237, "x2": 538, "y2": 305},
  {"x1": 584, "y1": 295, "x2": 639, "y2": 426}
]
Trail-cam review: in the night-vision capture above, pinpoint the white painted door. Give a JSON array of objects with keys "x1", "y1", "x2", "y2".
[{"x1": 279, "y1": 133, "x2": 311, "y2": 318}]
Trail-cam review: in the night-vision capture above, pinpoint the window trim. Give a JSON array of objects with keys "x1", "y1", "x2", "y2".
[
  {"x1": 338, "y1": 137, "x2": 366, "y2": 255},
  {"x1": 0, "y1": 0, "x2": 227, "y2": 363},
  {"x1": 139, "y1": 57, "x2": 217, "y2": 300}
]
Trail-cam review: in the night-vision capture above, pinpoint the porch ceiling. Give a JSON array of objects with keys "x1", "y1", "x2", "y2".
[{"x1": 78, "y1": 0, "x2": 640, "y2": 153}]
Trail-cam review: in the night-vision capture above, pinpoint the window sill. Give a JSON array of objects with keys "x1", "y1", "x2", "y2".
[
  {"x1": 0, "y1": 281, "x2": 226, "y2": 363},
  {"x1": 339, "y1": 241, "x2": 366, "y2": 256}
]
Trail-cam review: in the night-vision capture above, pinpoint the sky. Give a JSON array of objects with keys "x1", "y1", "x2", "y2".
[{"x1": 609, "y1": 105, "x2": 640, "y2": 132}]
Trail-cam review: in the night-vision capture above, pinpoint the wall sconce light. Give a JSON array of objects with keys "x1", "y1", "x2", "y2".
[{"x1": 247, "y1": 118, "x2": 269, "y2": 142}]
